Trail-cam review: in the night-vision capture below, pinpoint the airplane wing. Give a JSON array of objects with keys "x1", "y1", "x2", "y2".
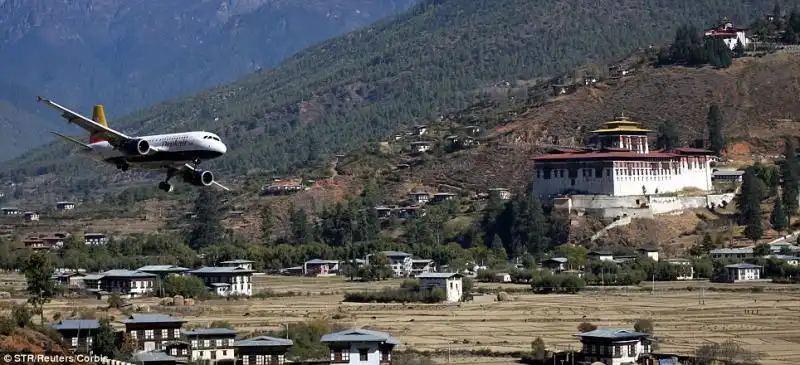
[
  {"x1": 37, "y1": 96, "x2": 132, "y2": 146},
  {"x1": 50, "y1": 131, "x2": 93, "y2": 152},
  {"x1": 182, "y1": 163, "x2": 231, "y2": 191}
]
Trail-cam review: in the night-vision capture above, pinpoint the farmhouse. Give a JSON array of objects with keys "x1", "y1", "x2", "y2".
[
  {"x1": 408, "y1": 190, "x2": 431, "y2": 205},
  {"x1": 83, "y1": 233, "x2": 106, "y2": 245},
  {"x1": 120, "y1": 314, "x2": 186, "y2": 352},
  {"x1": 220, "y1": 259, "x2": 255, "y2": 271},
  {"x1": 532, "y1": 115, "x2": 714, "y2": 197},
  {"x1": 724, "y1": 263, "x2": 762, "y2": 282},
  {"x1": 710, "y1": 248, "x2": 753, "y2": 260},
  {"x1": 488, "y1": 187, "x2": 511, "y2": 200},
  {"x1": 50, "y1": 319, "x2": 100, "y2": 353},
  {"x1": 431, "y1": 192, "x2": 457, "y2": 203},
  {"x1": 494, "y1": 272, "x2": 512, "y2": 283},
  {"x1": 304, "y1": 259, "x2": 340, "y2": 276},
  {"x1": 664, "y1": 259, "x2": 695, "y2": 280},
  {"x1": 321, "y1": 328, "x2": 399, "y2": 365},
  {"x1": 637, "y1": 247, "x2": 659, "y2": 261},
  {"x1": 374, "y1": 206, "x2": 393, "y2": 219},
  {"x1": 541, "y1": 257, "x2": 569, "y2": 272},
  {"x1": 366, "y1": 251, "x2": 413, "y2": 277},
  {"x1": 575, "y1": 328, "x2": 652, "y2": 365},
  {"x1": 234, "y1": 336, "x2": 294, "y2": 365},
  {"x1": 704, "y1": 17, "x2": 750, "y2": 50},
  {"x1": 99, "y1": 269, "x2": 157, "y2": 298},
  {"x1": 410, "y1": 141, "x2": 433, "y2": 153},
  {"x1": 184, "y1": 328, "x2": 238, "y2": 363},
  {"x1": 188, "y1": 266, "x2": 254, "y2": 297},
  {"x1": 1, "y1": 207, "x2": 20, "y2": 215},
  {"x1": 418, "y1": 272, "x2": 463, "y2": 303},
  {"x1": 51, "y1": 271, "x2": 86, "y2": 288},
  {"x1": 23, "y1": 237, "x2": 53, "y2": 251},
  {"x1": 23, "y1": 211, "x2": 39, "y2": 221},
  {"x1": 411, "y1": 259, "x2": 434, "y2": 276},
  {"x1": 56, "y1": 201, "x2": 76, "y2": 211},
  {"x1": 588, "y1": 251, "x2": 614, "y2": 262}
]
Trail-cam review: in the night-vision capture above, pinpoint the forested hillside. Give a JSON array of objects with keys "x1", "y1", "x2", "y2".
[
  {"x1": 0, "y1": 0, "x2": 416, "y2": 159},
  {"x1": 1, "y1": 0, "x2": 795, "y2": 195}
]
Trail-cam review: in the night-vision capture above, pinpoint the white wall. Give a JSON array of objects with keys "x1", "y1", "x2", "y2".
[
  {"x1": 337, "y1": 343, "x2": 383, "y2": 365},
  {"x1": 419, "y1": 277, "x2": 462, "y2": 302}
]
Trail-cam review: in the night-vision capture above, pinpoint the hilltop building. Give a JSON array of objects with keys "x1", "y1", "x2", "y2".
[
  {"x1": 533, "y1": 115, "x2": 714, "y2": 197},
  {"x1": 704, "y1": 17, "x2": 750, "y2": 50}
]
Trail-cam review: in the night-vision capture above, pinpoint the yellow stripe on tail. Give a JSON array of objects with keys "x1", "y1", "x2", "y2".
[{"x1": 89, "y1": 105, "x2": 108, "y2": 143}]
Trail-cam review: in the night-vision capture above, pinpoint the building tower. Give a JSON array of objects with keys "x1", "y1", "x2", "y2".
[{"x1": 591, "y1": 114, "x2": 652, "y2": 154}]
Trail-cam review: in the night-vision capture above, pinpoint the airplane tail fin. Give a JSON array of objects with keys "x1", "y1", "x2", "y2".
[{"x1": 89, "y1": 105, "x2": 108, "y2": 143}]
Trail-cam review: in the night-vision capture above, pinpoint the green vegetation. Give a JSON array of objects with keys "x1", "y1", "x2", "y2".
[
  {"x1": 656, "y1": 25, "x2": 734, "y2": 68},
  {"x1": 1, "y1": 1, "x2": 786, "y2": 195},
  {"x1": 22, "y1": 252, "x2": 56, "y2": 325},
  {"x1": 737, "y1": 167, "x2": 765, "y2": 243},
  {"x1": 344, "y1": 280, "x2": 447, "y2": 303},
  {"x1": 707, "y1": 104, "x2": 726, "y2": 156}
]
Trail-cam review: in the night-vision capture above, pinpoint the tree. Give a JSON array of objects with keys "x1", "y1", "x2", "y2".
[
  {"x1": 707, "y1": 104, "x2": 726, "y2": 156},
  {"x1": 656, "y1": 123, "x2": 680, "y2": 150},
  {"x1": 512, "y1": 183, "x2": 549, "y2": 258},
  {"x1": 577, "y1": 322, "x2": 597, "y2": 333},
  {"x1": 530, "y1": 337, "x2": 547, "y2": 360},
  {"x1": 634, "y1": 318, "x2": 654, "y2": 334},
  {"x1": 260, "y1": 203, "x2": 275, "y2": 244},
  {"x1": 781, "y1": 137, "x2": 800, "y2": 221},
  {"x1": 93, "y1": 318, "x2": 118, "y2": 358},
  {"x1": 770, "y1": 196, "x2": 788, "y2": 232},
  {"x1": 737, "y1": 167, "x2": 765, "y2": 243},
  {"x1": 289, "y1": 205, "x2": 312, "y2": 244},
  {"x1": 22, "y1": 252, "x2": 56, "y2": 325},
  {"x1": 188, "y1": 189, "x2": 224, "y2": 249},
  {"x1": 733, "y1": 39, "x2": 745, "y2": 58}
]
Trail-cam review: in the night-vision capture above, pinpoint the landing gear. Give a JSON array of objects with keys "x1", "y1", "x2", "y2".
[
  {"x1": 158, "y1": 168, "x2": 177, "y2": 192},
  {"x1": 116, "y1": 161, "x2": 130, "y2": 171}
]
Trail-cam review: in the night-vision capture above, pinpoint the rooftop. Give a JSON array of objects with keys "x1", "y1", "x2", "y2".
[
  {"x1": 50, "y1": 319, "x2": 100, "y2": 331},
  {"x1": 725, "y1": 263, "x2": 762, "y2": 269},
  {"x1": 417, "y1": 272, "x2": 462, "y2": 279},
  {"x1": 234, "y1": 336, "x2": 294, "y2": 347},
  {"x1": 138, "y1": 265, "x2": 190, "y2": 272},
  {"x1": 375, "y1": 250, "x2": 411, "y2": 258},
  {"x1": 183, "y1": 328, "x2": 238, "y2": 336},
  {"x1": 101, "y1": 269, "x2": 157, "y2": 278},
  {"x1": 120, "y1": 314, "x2": 185, "y2": 324},
  {"x1": 321, "y1": 328, "x2": 400, "y2": 345},
  {"x1": 220, "y1": 259, "x2": 254, "y2": 264},
  {"x1": 128, "y1": 351, "x2": 183, "y2": 364},
  {"x1": 189, "y1": 266, "x2": 255, "y2": 274},
  {"x1": 543, "y1": 257, "x2": 568, "y2": 263},
  {"x1": 710, "y1": 248, "x2": 754, "y2": 254},
  {"x1": 575, "y1": 328, "x2": 650, "y2": 340}
]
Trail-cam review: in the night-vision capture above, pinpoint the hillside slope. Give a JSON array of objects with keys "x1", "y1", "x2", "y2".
[
  {"x1": 2, "y1": 0, "x2": 792, "y2": 196},
  {"x1": 0, "y1": 0, "x2": 416, "y2": 159}
]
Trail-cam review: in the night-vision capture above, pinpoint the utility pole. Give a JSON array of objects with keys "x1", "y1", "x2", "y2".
[{"x1": 651, "y1": 273, "x2": 655, "y2": 295}]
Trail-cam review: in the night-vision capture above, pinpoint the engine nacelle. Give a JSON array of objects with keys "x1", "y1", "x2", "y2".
[
  {"x1": 121, "y1": 139, "x2": 150, "y2": 156},
  {"x1": 182, "y1": 169, "x2": 214, "y2": 187}
]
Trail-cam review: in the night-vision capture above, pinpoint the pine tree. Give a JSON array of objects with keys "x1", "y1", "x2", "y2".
[
  {"x1": 738, "y1": 168, "x2": 764, "y2": 243},
  {"x1": 260, "y1": 203, "x2": 274, "y2": 244},
  {"x1": 781, "y1": 137, "x2": 800, "y2": 223},
  {"x1": 289, "y1": 205, "x2": 311, "y2": 244},
  {"x1": 93, "y1": 318, "x2": 117, "y2": 357},
  {"x1": 707, "y1": 104, "x2": 726, "y2": 156},
  {"x1": 770, "y1": 196, "x2": 788, "y2": 232},
  {"x1": 512, "y1": 183, "x2": 549, "y2": 258},
  {"x1": 733, "y1": 40, "x2": 745, "y2": 58},
  {"x1": 188, "y1": 189, "x2": 224, "y2": 250},
  {"x1": 656, "y1": 123, "x2": 680, "y2": 150}
]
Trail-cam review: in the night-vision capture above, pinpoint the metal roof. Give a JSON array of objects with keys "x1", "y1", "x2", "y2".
[
  {"x1": 710, "y1": 248, "x2": 753, "y2": 254},
  {"x1": 102, "y1": 269, "x2": 157, "y2": 278},
  {"x1": 320, "y1": 328, "x2": 400, "y2": 345},
  {"x1": 50, "y1": 319, "x2": 100, "y2": 331},
  {"x1": 305, "y1": 259, "x2": 340, "y2": 265},
  {"x1": 417, "y1": 272, "x2": 461, "y2": 279},
  {"x1": 543, "y1": 257, "x2": 568, "y2": 263},
  {"x1": 575, "y1": 328, "x2": 650, "y2": 340},
  {"x1": 376, "y1": 251, "x2": 411, "y2": 257},
  {"x1": 725, "y1": 263, "x2": 762, "y2": 269},
  {"x1": 220, "y1": 259, "x2": 254, "y2": 264},
  {"x1": 183, "y1": 328, "x2": 238, "y2": 336},
  {"x1": 138, "y1": 265, "x2": 190, "y2": 272},
  {"x1": 120, "y1": 314, "x2": 185, "y2": 324},
  {"x1": 129, "y1": 351, "x2": 184, "y2": 363},
  {"x1": 234, "y1": 336, "x2": 294, "y2": 347},
  {"x1": 189, "y1": 266, "x2": 255, "y2": 274}
]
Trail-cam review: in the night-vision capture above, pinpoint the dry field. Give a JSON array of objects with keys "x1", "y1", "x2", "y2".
[{"x1": 1, "y1": 275, "x2": 795, "y2": 365}]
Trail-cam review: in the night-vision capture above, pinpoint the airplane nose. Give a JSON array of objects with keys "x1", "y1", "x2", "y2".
[{"x1": 217, "y1": 142, "x2": 227, "y2": 155}]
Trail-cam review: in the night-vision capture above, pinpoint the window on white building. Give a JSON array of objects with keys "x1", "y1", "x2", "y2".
[
  {"x1": 71, "y1": 337, "x2": 78, "y2": 347},
  {"x1": 204, "y1": 340, "x2": 210, "y2": 347},
  {"x1": 228, "y1": 339, "x2": 234, "y2": 346},
  {"x1": 278, "y1": 354, "x2": 285, "y2": 364},
  {"x1": 256, "y1": 355, "x2": 265, "y2": 365},
  {"x1": 243, "y1": 356, "x2": 250, "y2": 365},
  {"x1": 130, "y1": 330, "x2": 137, "y2": 339},
  {"x1": 161, "y1": 329, "x2": 168, "y2": 338},
  {"x1": 144, "y1": 330, "x2": 154, "y2": 339},
  {"x1": 191, "y1": 340, "x2": 198, "y2": 348},
  {"x1": 173, "y1": 329, "x2": 180, "y2": 338},
  {"x1": 359, "y1": 349, "x2": 369, "y2": 361},
  {"x1": 215, "y1": 339, "x2": 222, "y2": 347}
]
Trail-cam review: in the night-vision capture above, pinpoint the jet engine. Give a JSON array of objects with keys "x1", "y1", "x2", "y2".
[
  {"x1": 121, "y1": 139, "x2": 151, "y2": 156},
  {"x1": 182, "y1": 169, "x2": 214, "y2": 187}
]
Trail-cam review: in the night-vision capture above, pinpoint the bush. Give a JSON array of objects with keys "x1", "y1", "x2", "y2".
[
  {"x1": 531, "y1": 275, "x2": 585, "y2": 294},
  {"x1": 11, "y1": 304, "x2": 32, "y2": 328},
  {"x1": 577, "y1": 322, "x2": 597, "y2": 333},
  {"x1": 633, "y1": 318, "x2": 654, "y2": 334},
  {"x1": 107, "y1": 293, "x2": 123, "y2": 309},
  {"x1": 0, "y1": 316, "x2": 14, "y2": 335},
  {"x1": 158, "y1": 275, "x2": 210, "y2": 299},
  {"x1": 344, "y1": 284, "x2": 449, "y2": 304}
]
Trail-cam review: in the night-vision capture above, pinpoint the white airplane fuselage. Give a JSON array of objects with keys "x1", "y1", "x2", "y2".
[{"x1": 82, "y1": 131, "x2": 227, "y2": 169}]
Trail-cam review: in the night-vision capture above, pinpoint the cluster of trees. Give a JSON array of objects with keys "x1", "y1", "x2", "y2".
[
  {"x1": 530, "y1": 275, "x2": 585, "y2": 294},
  {"x1": 344, "y1": 282, "x2": 447, "y2": 304},
  {"x1": 750, "y1": 3, "x2": 800, "y2": 45},
  {"x1": 656, "y1": 25, "x2": 740, "y2": 69},
  {"x1": 656, "y1": 103, "x2": 726, "y2": 155}
]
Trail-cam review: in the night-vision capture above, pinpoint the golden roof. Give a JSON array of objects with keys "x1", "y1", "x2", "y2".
[{"x1": 590, "y1": 115, "x2": 652, "y2": 134}]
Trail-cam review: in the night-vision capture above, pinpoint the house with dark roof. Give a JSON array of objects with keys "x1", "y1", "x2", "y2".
[
  {"x1": 588, "y1": 251, "x2": 614, "y2": 262},
  {"x1": 234, "y1": 336, "x2": 294, "y2": 365},
  {"x1": 121, "y1": 314, "x2": 186, "y2": 352},
  {"x1": 417, "y1": 272, "x2": 463, "y2": 302},
  {"x1": 55, "y1": 201, "x2": 76, "y2": 211},
  {"x1": 637, "y1": 247, "x2": 659, "y2": 261},
  {"x1": 724, "y1": 263, "x2": 763, "y2": 282},
  {"x1": 50, "y1": 319, "x2": 100, "y2": 353},
  {"x1": 83, "y1": 233, "x2": 107, "y2": 245},
  {"x1": 710, "y1": 248, "x2": 753, "y2": 260},
  {"x1": 219, "y1": 259, "x2": 255, "y2": 271},
  {"x1": 99, "y1": 269, "x2": 157, "y2": 298},
  {"x1": 23, "y1": 211, "x2": 40, "y2": 221},
  {"x1": 321, "y1": 329, "x2": 399, "y2": 365},
  {"x1": 574, "y1": 328, "x2": 652, "y2": 365},
  {"x1": 1, "y1": 207, "x2": 20, "y2": 215},
  {"x1": 541, "y1": 257, "x2": 569, "y2": 272},
  {"x1": 184, "y1": 328, "x2": 238, "y2": 364},
  {"x1": 366, "y1": 251, "x2": 413, "y2": 278},
  {"x1": 50, "y1": 271, "x2": 86, "y2": 288},
  {"x1": 138, "y1": 265, "x2": 191, "y2": 277},
  {"x1": 188, "y1": 266, "x2": 254, "y2": 297},
  {"x1": 303, "y1": 259, "x2": 340, "y2": 277}
]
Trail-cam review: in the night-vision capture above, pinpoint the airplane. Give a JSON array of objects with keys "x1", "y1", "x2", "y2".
[{"x1": 36, "y1": 96, "x2": 230, "y2": 193}]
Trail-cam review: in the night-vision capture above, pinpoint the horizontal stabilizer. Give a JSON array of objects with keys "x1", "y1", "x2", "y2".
[{"x1": 51, "y1": 131, "x2": 92, "y2": 150}]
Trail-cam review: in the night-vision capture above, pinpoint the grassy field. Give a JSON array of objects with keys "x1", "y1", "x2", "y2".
[{"x1": 1, "y1": 275, "x2": 798, "y2": 365}]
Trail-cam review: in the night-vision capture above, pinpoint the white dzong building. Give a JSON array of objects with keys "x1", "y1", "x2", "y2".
[
  {"x1": 533, "y1": 115, "x2": 715, "y2": 197},
  {"x1": 704, "y1": 17, "x2": 750, "y2": 50}
]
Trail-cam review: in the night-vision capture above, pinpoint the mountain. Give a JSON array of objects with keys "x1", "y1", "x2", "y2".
[
  {"x1": 0, "y1": 0, "x2": 417, "y2": 159},
  {"x1": 1, "y1": 0, "x2": 797, "y2": 197}
]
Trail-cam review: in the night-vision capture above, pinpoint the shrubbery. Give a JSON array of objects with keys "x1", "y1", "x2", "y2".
[
  {"x1": 531, "y1": 275, "x2": 585, "y2": 294},
  {"x1": 344, "y1": 284, "x2": 447, "y2": 303}
]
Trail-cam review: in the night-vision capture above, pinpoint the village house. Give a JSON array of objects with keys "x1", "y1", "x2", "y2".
[
  {"x1": 411, "y1": 259, "x2": 434, "y2": 276},
  {"x1": 414, "y1": 124, "x2": 428, "y2": 136},
  {"x1": 374, "y1": 206, "x2": 394, "y2": 219},
  {"x1": 463, "y1": 125, "x2": 481, "y2": 136},
  {"x1": 366, "y1": 251, "x2": 413, "y2": 277},
  {"x1": 50, "y1": 319, "x2": 100, "y2": 354},
  {"x1": 51, "y1": 271, "x2": 86, "y2": 288},
  {"x1": 397, "y1": 206, "x2": 425, "y2": 219},
  {"x1": 418, "y1": 272, "x2": 463, "y2": 302},
  {"x1": 704, "y1": 17, "x2": 750, "y2": 50},
  {"x1": 551, "y1": 83, "x2": 577, "y2": 96},
  {"x1": 541, "y1": 257, "x2": 569, "y2": 272},
  {"x1": 408, "y1": 191, "x2": 430, "y2": 205},
  {"x1": 532, "y1": 115, "x2": 715, "y2": 197},
  {"x1": 304, "y1": 259, "x2": 340, "y2": 276},
  {"x1": 431, "y1": 192, "x2": 457, "y2": 203},
  {"x1": 724, "y1": 263, "x2": 762, "y2": 282},
  {"x1": 234, "y1": 336, "x2": 294, "y2": 365},
  {"x1": 138, "y1": 265, "x2": 191, "y2": 278},
  {"x1": 121, "y1": 314, "x2": 186, "y2": 352},
  {"x1": 768, "y1": 255, "x2": 800, "y2": 265},
  {"x1": 55, "y1": 201, "x2": 76, "y2": 211},
  {"x1": 637, "y1": 247, "x2": 659, "y2": 261},
  {"x1": 23, "y1": 237, "x2": 54, "y2": 251},
  {"x1": 608, "y1": 64, "x2": 632, "y2": 78},
  {"x1": 493, "y1": 272, "x2": 512, "y2": 283},
  {"x1": 574, "y1": 328, "x2": 653, "y2": 365},
  {"x1": 220, "y1": 259, "x2": 255, "y2": 271},
  {"x1": 710, "y1": 248, "x2": 753, "y2": 260},
  {"x1": 184, "y1": 328, "x2": 238, "y2": 363},
  {"x1": 1, "y1": 207, "x2": 20, "y2": 215},
  {"x1": 188, "y1": 266, "x2": 254, "y2": 297},
  {"x1": 23, "y1": 211, "x2": 39, "y2": 221},
  {"x1": 712, "y1": 170, "x2": 745, "y2": 182},
  {"x1": 588, "y1": 251, "x2": 614, "y2": 262},
  {"x1": 321, "y1": 328, "x2": 399, "y2": 365},
  {"x1": 99, "y1": 269, "x2": 157, "y2": 298},
  {"x1": 488, "y1": 188, "x2": 511, "y2": 200},
  {"x1": 81, "y1": 274, "x2": 103, "y2": 291},
  {"x1": 409, "y1": 141, "x2": 433, "y2": 153},
  {"x1": 664, "y1": 259, "x2": 695, "y2": 280},
  {"x1": 83, "y1": 233, "x2": 106, "y2": 245}
]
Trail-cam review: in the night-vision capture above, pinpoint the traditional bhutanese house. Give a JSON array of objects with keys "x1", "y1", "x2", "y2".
[
  {"x1": 488, "y1": 188, "x2": 511, "y2": 200},
  {"x1": 321, "y1": 328, "x2": 400, "y2": 365},
  {"x1": 137, "y1": 265, "x2": 191, "y2": 278},
  {"x1": 51, "y1": 271, "x2": 86, "y2": 287},
  {"x1": 1, "y1": 207, "x2": 20, "y2": 215},
  {"x1": 100, "y1": 269, "x2": 157, "y2": 298},
  {"x1": 408, "y1": 191, "x2": 430, "y2": 204},
  {"x1": 234, "y1": 335, "x2": 294, "y2": 365},
  {"x1": 50, "y1": 319, "x2": 100, "y2": 354},
  {"x1": 532, "y1": 115, "x2": 714, "y2": 197},
  {"x1": 188, "y1": 266, "x2": 254, "y2": 297},
  {"x1": 431, "y1": 192, "x2": 457, "y2": 203},
  {"x1": 55, "y1": 201, "x2": 76, "y2": 211},
  {"x1": 304, "y1": 259, "x2": 340, "y2": 276},
  {"x1": 121, "y1": 314, "x2": 187, "y2": 353},
  {"x1": 83, "y1": 233, "x2": 107, "y2": 245},
  {"x1": 219, "y1": 259, "x2": 255, "y2": 271},
  {"x1": 23, "y1": 211, "x2": 40, "y2": 221},
  {"x1": 574, "y1": 328, "x2": 652, "y2": 365},
  {"x1": 184, "y1": 328, "x2": 238, "y2": 364}
]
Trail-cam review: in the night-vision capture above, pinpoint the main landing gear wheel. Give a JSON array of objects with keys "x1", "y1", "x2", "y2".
[{"x1": 158, "y1": 181, "x2": 173, "y2": 192}]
